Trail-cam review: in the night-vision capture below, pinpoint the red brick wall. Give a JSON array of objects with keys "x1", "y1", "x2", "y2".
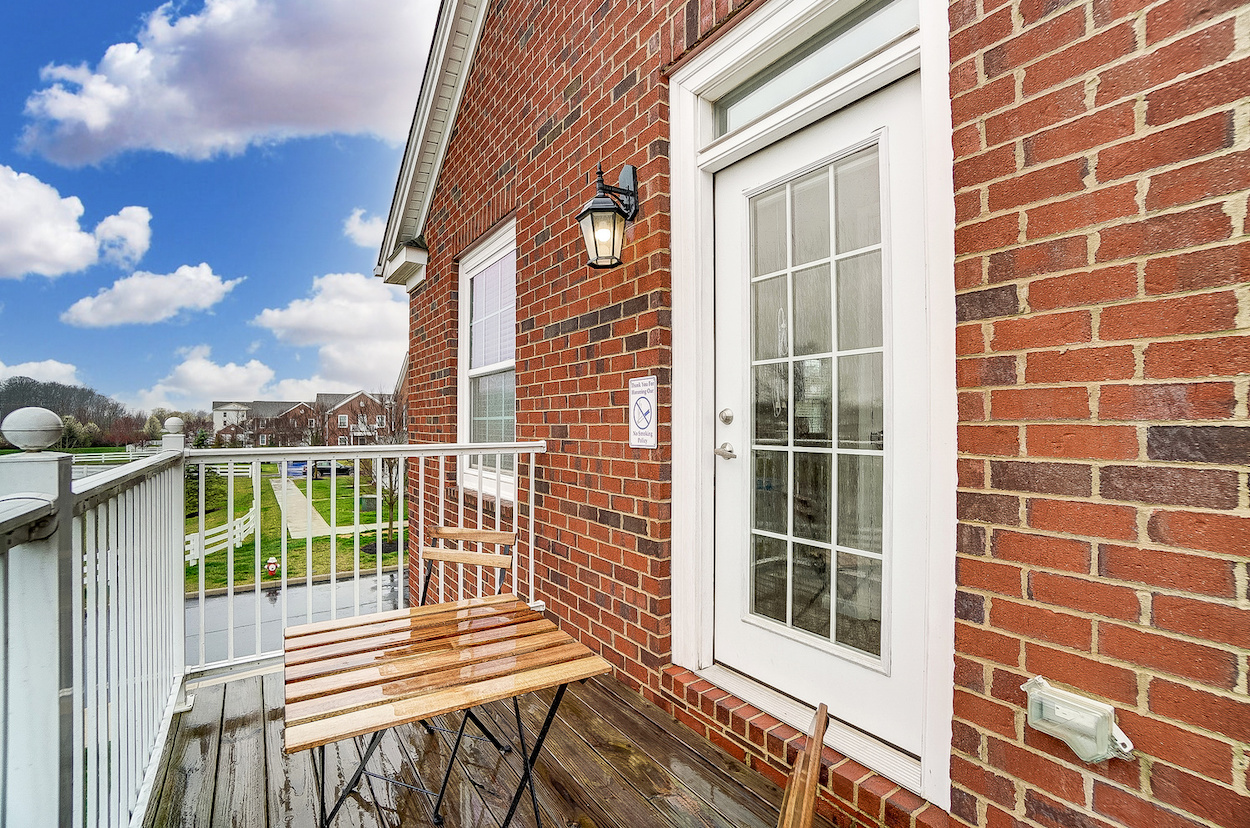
[
  {"x1": 950, "y1": 0, "x2": 1248, "y2": 824},
  {"x1": 402, "y1": 0, "x2": 929, "y2": 824}
]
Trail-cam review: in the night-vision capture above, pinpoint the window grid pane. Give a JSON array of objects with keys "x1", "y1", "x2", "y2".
[
  {"x1": 467, "y1": 240, "x2": 517, "y2": 472},
  {"x1": 747, "y1": 147, "x2": 886, "y2": 659}
]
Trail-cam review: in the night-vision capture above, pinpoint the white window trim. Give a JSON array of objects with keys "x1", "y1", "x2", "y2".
[
  {"x1": 457, "y1": 218, "x2": 518, "y2": 499},
  {"x1": 338, "y1": 414, "x2": 348, "y2": 428},
  {"x1": 337, "y1": 436, "x2": 348, "y2": 446},
  {"x1": 668, "y1": 0, "x2": 955, "y2": 805}
]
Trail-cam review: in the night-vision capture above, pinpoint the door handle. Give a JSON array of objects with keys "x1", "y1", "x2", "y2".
[{"x1": 714, "y1": 442, "x2": 737, "y2": 460}]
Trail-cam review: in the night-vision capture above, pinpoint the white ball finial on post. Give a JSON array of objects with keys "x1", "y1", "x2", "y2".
[
  {"x1": 162, "y1": 416, "x2": 186, "y2": 453},
  {"x1": 1, "y1": 407, "x2": 64, "y2": 451}
]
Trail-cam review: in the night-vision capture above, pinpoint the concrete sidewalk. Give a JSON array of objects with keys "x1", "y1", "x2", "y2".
[
  {"x1": 268, "y1": 478, "x2": 402, "y2": 537},
  {"x1": 269, "y1": 478, "x2": 332, "y2": 536}
]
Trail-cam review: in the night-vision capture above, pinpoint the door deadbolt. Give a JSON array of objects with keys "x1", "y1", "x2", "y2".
[{"x1": 718, "y1": 408, "x2": 734, "y2": 425}]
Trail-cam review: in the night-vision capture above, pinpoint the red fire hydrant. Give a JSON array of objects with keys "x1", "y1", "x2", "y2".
[{"x1": 265, "y1": 556, "x2": 279, "y2": 577}]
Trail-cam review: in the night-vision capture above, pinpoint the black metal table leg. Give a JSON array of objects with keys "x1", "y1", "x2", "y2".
[
  {"x1": 431, "y1": 708, "x2": 471, "y2": 825},
  {"x1": 315, "y1": 745, "x2": 327, "y2": 828},
  {"x1": 467, "y1": 708, "x2": 513, "y2": 754},
  {"x1": 500, "y1": 683, "x2": 568, "y2": 828},
  {"x1": 314, "y1": 730, "x2": 386, "y2": 828}
]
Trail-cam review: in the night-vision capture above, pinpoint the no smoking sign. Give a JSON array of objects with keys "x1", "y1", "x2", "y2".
[{"x1": 628, "y1": 375, "x2": 658, "y2": 449}]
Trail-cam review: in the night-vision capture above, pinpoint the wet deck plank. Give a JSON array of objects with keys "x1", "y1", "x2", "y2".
[{"x1": 148, "y1": 669, "x2": 815, "y2": 828}]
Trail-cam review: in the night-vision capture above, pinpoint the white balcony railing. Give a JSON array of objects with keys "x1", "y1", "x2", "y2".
[
  {"x1": 182, "y1": 441, "x2": 544, "y2": 672},
  {"x1": 0, "y1": 408, "x2": 545, "y2": 828}
]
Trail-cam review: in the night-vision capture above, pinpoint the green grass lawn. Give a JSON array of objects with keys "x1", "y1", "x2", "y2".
[
  {"x1": 184, "y1": 469, "x2": 403, "y2": 593},
  {"x1": 287, "y1": 476, "x2": 406, "y2": 527}
]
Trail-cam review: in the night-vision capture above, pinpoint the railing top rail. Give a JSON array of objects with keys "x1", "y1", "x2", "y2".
[
  {"x1": 71, "y1": 449, "x2": 183, "y2": 516},
  {"x1": 0, "y1": 493, "x2": 56, "y2": 547},
  {"x1": 187, "y1": 440, "x2": 547, "y2": 461}
]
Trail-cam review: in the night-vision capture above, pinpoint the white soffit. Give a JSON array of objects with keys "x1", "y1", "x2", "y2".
[{"x1": 378, "y1": 0, "x2": 491, "y2": 274}]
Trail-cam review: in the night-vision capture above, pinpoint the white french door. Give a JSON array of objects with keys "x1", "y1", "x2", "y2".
[{"x1": 712, "y1": 74, "x2": 929, "y2": 755}]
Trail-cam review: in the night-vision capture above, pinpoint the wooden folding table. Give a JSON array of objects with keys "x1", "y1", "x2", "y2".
[{"x1": 283, "y1": 593, "x2": 611, "y2": 827}]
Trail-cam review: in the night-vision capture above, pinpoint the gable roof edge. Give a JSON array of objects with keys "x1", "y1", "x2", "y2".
[{"x1": 377, "y1": 0, "x2": 491, "y2": 273}]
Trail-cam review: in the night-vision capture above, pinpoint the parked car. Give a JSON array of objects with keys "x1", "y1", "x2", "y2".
[{"x1": 312, "y1": 460, "x2": 354, "y2": 479}]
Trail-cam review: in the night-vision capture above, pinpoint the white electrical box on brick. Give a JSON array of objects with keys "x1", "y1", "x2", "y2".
[{"x1": 1021, "y1": 677, "x2": 1134, "y2": 763}]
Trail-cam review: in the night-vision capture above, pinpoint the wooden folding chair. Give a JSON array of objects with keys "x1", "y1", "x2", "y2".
[
  {"x1": 777, "y1": 703, "x2": 829, "y2": 828},
  {"x1": 416, "y1": 526, "x2": 519, "y2": 756},
  {"x1": 419, "y1": 526, "x2": 516, "y2": 605}
]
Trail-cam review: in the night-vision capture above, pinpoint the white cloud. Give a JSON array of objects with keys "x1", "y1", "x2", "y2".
[
  {"x1": 0, "y1": 358, "x2": 81, "y2": 385},
  {"x1": 124, "y1": 345, "x2": 275, "y2": 411},
  {"x1": 253, "y1": 271, "x2": 407, "y2": 391},
  {"x1": 123, "y1": 270, "x2": 404, "y2": 410},
  {"x1": 61, "y1": 263, "x2": 243, "y2": 327},
  {"x1": 123, "y1": 346, "x2": 361, "y2": 412},
  {"x1": 94, "y1": 205, "x2": 152, "y2": 266},
  {"x1": 343, "y1": 208, "x2": 384, "y2": 248},
  {"x1": 0, "y1": 165, "x2": 151, "y2": 279},
  {"x1": 22, "y1": 0, "x2": 437, "y2": 165}
]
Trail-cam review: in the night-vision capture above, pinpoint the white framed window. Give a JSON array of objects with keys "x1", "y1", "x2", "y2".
[
  {"x1": 376, "y1": 414, "x2": 386, "y2": 427},
  {"x1": 308, "y1": 418, "x2": 315, "y2": 427},
  {"x1": 338, "y1": 414, "x2": 348, "y2": 427},
  {"x1": 258, "y1": 434, "x2": 268, "y2": 446},
  {"x1": 337, "y1": 436, "x2": 348, "y2": 446},
  {"x1": 358, "y1": 414, "x2": 367, "y2": 426},
  {"x1": 458, "y1": 219, "x2": 517, "y2": 490}
]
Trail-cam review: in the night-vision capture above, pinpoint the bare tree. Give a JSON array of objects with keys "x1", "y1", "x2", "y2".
[{"x1": 363, "y1": 392, "x2": 407, "y2": 548}]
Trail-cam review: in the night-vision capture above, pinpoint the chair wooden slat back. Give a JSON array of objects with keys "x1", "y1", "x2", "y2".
[
  {"x1": 420, "y1": 527, "x2": 517, "y2": 605},
  {"x1": 776, "y1": 703, "x2": 829, "y2": 828}
]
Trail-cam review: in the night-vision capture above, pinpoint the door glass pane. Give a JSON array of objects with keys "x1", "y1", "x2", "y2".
[
  {"x1": 792, "y1": 452, "x2": 831, "y2": 542},
  {"x1": 752, "y1": 189, "x2": 787, "y2": 276},
  {"x1": 753, "y1": 365, "x2": 789, "y2": 445},
  {"x1": 753, "y1": 276, "x2": 789, "y2": 360},
  {"x1": 834, "y1": 148, "x2": 881, "y2": 252},
  {"x1": 794, "y1": 358, "x2": 832, "y2": 446},
  {"x1": 837, "y1": 453, "x2": 882, "y2": 555},
  {"x1": 753, "y1": 450, "x2": 788, "y2": 535},
  {"x1": 751, "y1": 535, "x2": 788, "y2": 623},
  {"x1": 835, "y1": 552, "x2": 882, "y2": 655},
  {"x1": 744, "y1": 146, "x2": 885, "y2": 660},
  {"x1": 793, "y1": 264, "x2": 832, "y2": 355},
  {"x1": 838, "y1": 353, "x2": 883, "y2": 450},
  {"x1": 792, "y1": 170, "x2": 830, "y2": 266},
  {"x1": 836, "y1": 251, "x2": 882, "y2": 351},
  {"x1": 793, "y1": 544, "x2": 831, "y2": 637}
]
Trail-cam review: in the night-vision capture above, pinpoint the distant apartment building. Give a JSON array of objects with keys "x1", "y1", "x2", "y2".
[{"x1": 211, "y1": 391, "x2": 397, "y2": 447}]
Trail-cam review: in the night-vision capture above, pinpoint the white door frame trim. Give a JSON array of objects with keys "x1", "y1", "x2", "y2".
[{"x1": 668, "y1": 0, "x2": 956, "y2": 806}]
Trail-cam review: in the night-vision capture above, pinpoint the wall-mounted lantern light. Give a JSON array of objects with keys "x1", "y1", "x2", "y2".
[{"x1": 576, "y1": 163, "x2": 639, "y2": 268}]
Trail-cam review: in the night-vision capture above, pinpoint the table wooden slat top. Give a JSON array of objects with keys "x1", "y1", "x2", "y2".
[{"x1": 283, "y1": 594, "x2": 611, "y2": 754}]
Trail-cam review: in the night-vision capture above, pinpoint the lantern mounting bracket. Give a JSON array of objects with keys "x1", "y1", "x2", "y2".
[{"x1": 594, "y1": 163, "x2": 639, "y2": 220}]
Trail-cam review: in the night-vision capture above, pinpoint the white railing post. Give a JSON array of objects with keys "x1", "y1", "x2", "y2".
[
  {"x1": 162, "y1": 420, "x2": 192, "y2": 715},
  {"x1": 0, "y1": 408, "x2": 74, "y2": 828}
]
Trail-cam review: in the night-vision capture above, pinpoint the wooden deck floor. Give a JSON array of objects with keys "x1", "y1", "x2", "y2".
[{"x1": 143, "y1": 668, "x2": 827, "y2": 828}]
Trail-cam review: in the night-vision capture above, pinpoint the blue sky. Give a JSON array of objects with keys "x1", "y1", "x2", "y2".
[{"x1": 0, "y1": 0, "x2": 436, "y2": 413}]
